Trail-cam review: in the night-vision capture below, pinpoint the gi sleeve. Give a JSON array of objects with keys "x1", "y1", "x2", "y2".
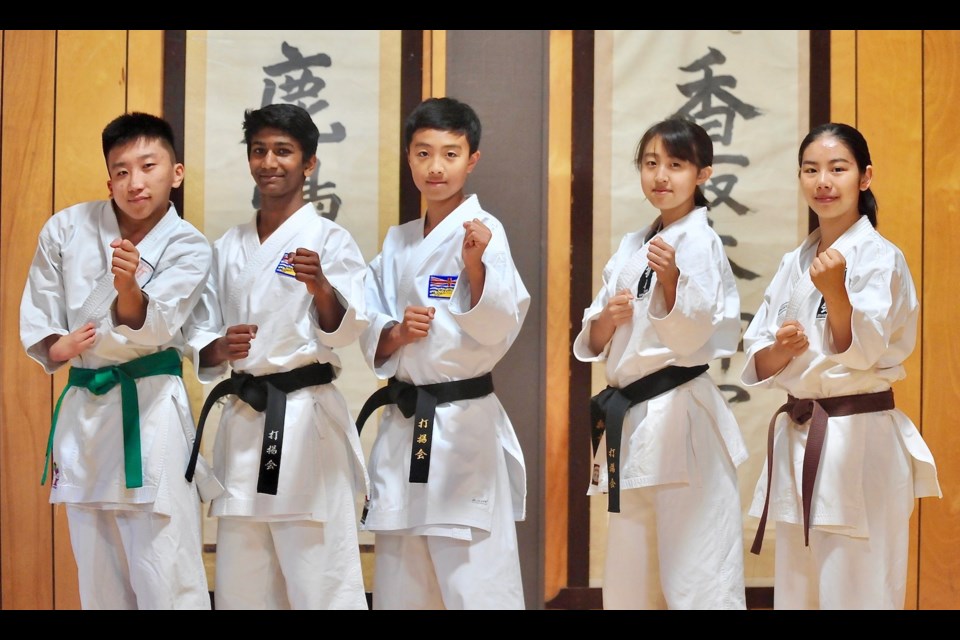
[
  {"x1": 20, "y1": 218, "x2": 71, "y2": 373},
  {"x1": 573, "y1": 252, "x2": 619, "y2": 362},
  {"x1": 312, "y1": 223, "x2": 370, "y2": 349},
  {"x1": 359, "y1": 252, "x2": 401, "y2": 378}
]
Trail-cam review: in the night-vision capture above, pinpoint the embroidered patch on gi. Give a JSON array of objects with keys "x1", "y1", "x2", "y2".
[
  {"x1": 275, "y1": 251, "x2": 297, "y2": 278},
  {"x1": 428, "y1": 274, "x2": 458, "y2": 299},
  {"x1": 776, "y1": 301, "x2": 789, "y2": 324},
  {"x1": 51, "y1": 462, "x2": 60, "y2": 489},
  {"x1": 636, "y1": 266, "x2": 654, "y2": 299},
  {"x1": 135, "y1": 257, "x2": 155, "y2": 288},
  {"x1": 816, "y1": 296, "x2": 828, "y2": 319},
  {"x1": 360, "y1": 496, "x2": 370, "y2": 525},
  {"x1": 591, "y1": 463, "x2": 600, "y2": 486}
]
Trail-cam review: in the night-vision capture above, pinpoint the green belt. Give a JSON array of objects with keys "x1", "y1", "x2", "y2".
[{"x1": 43, "y1": 348, "x2": 183, "y2": 489}]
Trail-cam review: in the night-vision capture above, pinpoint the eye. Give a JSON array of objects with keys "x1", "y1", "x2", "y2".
[{"x1": 446, "y1": 151, "x2": 459, "y2": 159}]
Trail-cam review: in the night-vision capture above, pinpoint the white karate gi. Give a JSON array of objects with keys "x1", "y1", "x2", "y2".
[
  {"x1": 741, "y1": 214, "x2": 941, "y2": 610},
  {"x1": 359, "y1": 194, "x2": 529, "y2": 609},
  {"x1": 185, "y1": 202, "x2": 369, "y2": 610},
  {"x1": 573, "y1": 207, "x2": 747, "y2": 610},
  {"x1": 19, "y1": 199, "x2": 216, "y2": 610}
]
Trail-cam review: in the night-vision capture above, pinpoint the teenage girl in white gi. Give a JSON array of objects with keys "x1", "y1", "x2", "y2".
[
  {"x1": 574, "y1": 118, "x2": 748, "y2": 609},
  {"x1": 741, "y1": 122, "x2": 941, "y2": 609}
]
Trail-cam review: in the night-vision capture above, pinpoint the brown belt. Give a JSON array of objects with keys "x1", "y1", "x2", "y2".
[{"x1": 750, "y1": 388, "x2": 895, "y2": 554}]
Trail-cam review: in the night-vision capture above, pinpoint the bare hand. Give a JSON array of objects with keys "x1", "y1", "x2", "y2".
[
  {"x1": 810, "y1": 247, "x2": 847, "y2": 301},
  {"x1": 48, "y1": 322, "x2": 96, "y2": 362},
  {"x1": 773, "y1": 320, "x2": 809, "y2": 358},
  {"x1": 462, "y1": 218, "x2": 492, "y2": 272},
  {"x1": 395, "y1": 305, "x2": 435, "y2": 345},
  {"x1": 601, "y1": 288, "x2": 635, "y2": 328},
  {"x1": 110, "y1": 238, "x2": 142, "y2": 296},
  {"x1": 200, "y1": 324, "x2": 258, "y2": 367},
  {"x1": 290, "y1": 248, "x2": 328, "y2": 297},
  {"x1": 647, "y1": 236, "x2": 679, "y2": 289}
]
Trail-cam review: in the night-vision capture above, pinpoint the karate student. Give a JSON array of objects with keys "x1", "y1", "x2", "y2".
[
  {"x1": 742, "y1": 122, "x2": 941, "y2": 609},
  {"x1": 184, "y1": 103, "x2": 370, "y2": 610},
  {"x1": 573, "y1": 118, "x2": 748, "y2": 609},
  {"x1": 355, "y1": 96, "x2": 530, "y2": 610},
  {"x1": 19, "y1": 112, "x2": 218, "y2": 609}
]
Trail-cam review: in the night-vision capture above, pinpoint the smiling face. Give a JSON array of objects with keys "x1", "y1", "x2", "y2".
[
  {"x1": 106, "y1": 136, "x2": 183, "y2": 226},
  {"x1": 799, "y1": 134, "x2": 872, "y2": 228},
  {"x1": 638, "y1": 134, "x2": 711, "y2": 224},
  {"x1": 247, "y1": 126, "x2": 317, "y2": 203},
  {"x1": 407, "y1": 127, "x2": 479, "y2": 215}
]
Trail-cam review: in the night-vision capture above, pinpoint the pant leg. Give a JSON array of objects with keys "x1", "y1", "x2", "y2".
[
  {"x1": 653, "y1": 417, "x2": 746, "y2": 610},
  {"x1": 271, "y1": 519, "x2": 368, "y2": 610},
  {"x1": 602, "y1": 487, "x2": 667, "y2": 610},
  {"x1": 429, "y1": 451, "x2": 525, "y2": 610},
  {"x1": 215, "y1": 518, "x2": 290, "y2": 610},
  {"x1": 66, "y1": 505, "x2": 137, "y2": 610},
  {"x1": 372, "y1": 533, "x2": 445, "y2": 610}
]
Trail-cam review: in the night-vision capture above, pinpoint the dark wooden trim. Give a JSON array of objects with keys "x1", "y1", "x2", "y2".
[
  {"x1": 162, "y1": 30, "x2": 187, "y2": 218},
  {"x1": 567, "y1": 29, "x2": 595, "y2": 589},
  {"x1": 399, "y1": 30, "x2": 423, "y2": 224}
]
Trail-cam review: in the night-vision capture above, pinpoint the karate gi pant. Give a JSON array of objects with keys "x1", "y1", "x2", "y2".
[
  {"x1": 772, "y1": 422, "x2": 915, "y2": 610},
  {"x1": 371, "y1": 450, "x2": 525, "y2": 610},
  {"x1": 214, "y1": 514, "x2": 368, "y2": 610},
  {"x1": 67, "y1": 490, "x2": 210, "y2": 610},
  {"x1": 602, "y1": 418, "x2": 746, "y2": 610}
]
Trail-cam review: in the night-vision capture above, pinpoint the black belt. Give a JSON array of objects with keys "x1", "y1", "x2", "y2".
[
  {"x1": 750, "y1": 388, "x2": 895, "y2": 554},
  {"x1": 590, "y1": 364, "x2": 709, "y2": 513},
  {"x1": 355, "y1": 373, "x2": 495, "y2": 483},
  {"x1": 185, "y1": 362, "x2": 335, "y2": 495}
]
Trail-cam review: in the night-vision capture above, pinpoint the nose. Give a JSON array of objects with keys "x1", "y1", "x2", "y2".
[
  {"x1": 428, "y1": 157, "x2": 444, "y2": 176},
  {"x1": 262, "y1": 150, "x2": 279, "y2": 168},
  {"x1": 816, "y1": 170, "x2": 830, "y2": 189},
  {"x1": 654, "y1": 165, "x2": 668, "y2": 182}
]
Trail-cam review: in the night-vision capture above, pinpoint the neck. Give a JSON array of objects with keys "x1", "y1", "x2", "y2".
[
  {"x1": 258, "y1": 195, "x2": 306, "y2": 242},
  {"x1": 660, "y1": 202, "x2": 697, "y2": 228},
  {"x1": 424, "y1": 193, "x2": 467, "y2": 236},
  {"x1": 114, "y1": 201, "x2": 166, "y2": 245},
  {"x1": 817, "y1": 211, "x2": 860, "y2": 251}
]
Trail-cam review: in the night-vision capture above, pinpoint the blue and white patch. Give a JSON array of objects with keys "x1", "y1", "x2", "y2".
[
  {"x1": 275, "y1": 251, "x2": 297, "y2": 278},
  {"x1": 428, "y1": 274, "x2": 458, "y2": 299}
]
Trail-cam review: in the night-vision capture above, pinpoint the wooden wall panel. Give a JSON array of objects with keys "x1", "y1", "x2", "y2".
[
  {"x1": 829, "y1": 31, "x2": 856, "y2": 124},
  {"x1": 920, "y1": 29, "x2": 960, "y2": 610},
  {"x1": 856, "y1": 30, "x2": 924, "y2": 609},
  {"x1": 52, "y1": 28, "x2": 131, "y2": 611},
  {"x1": 0, "y1": 29, "x2": 57, "y2": 610},
  {"x1": 126, "y1": 31, "x2": 164, "y2": 116},
  {"x1": 545, "y1": 30, "x2": 572, "y2": 601}
]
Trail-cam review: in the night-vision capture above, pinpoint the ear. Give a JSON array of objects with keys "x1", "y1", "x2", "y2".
[
  {"x1": 106, "y1": 179, "x2": 113, "y2": 198},
  {"x1": 466, "y1": 150, "x2": 481, "y2": 174},
  {"x1": 303, "y1": 154, "x2": 318, "y2": 178},
  {"x1": 696, "y1": 165, "x2": 713, "y2": 185},
  {"x1": 860, "y1": 164, "x2": 873, "y2": 191},
  {"x1": 172, "y1": 162, "x2": 185, "y2": 189}
]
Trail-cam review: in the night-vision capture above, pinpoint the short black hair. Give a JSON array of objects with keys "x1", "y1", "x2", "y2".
[
  {"x1": 403, "y1": 97, "x2": 481, "y2": 155},
  {"x1": 243, "y1": 103, "x2": 320, "y2": 159},
  {"x1": 101, "y1": 112, "x2": 177, "y2": 165}
]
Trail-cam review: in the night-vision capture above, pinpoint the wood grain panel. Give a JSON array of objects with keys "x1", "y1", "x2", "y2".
[
  {"x1": 51, "y1": 28, "x2": 130, "y2": 611},
  {"x1": 829, "y1": 30, "x2": 856, "y2": 124},
  {"x1": 0, "y1": 29, "x2": 57, "y2": 610},
  {"x1": 856, "y1": 29, "x2": 924, "y2": 609},
  {"x1": 920, "y1": 29, "x2": 960, "y2": 610},
  {"x1": 126, "y1": 30, "x2": 164, "y2": 116},
  {"x1": 545, "y1": 30, "x2": 572, "y2": 601}
]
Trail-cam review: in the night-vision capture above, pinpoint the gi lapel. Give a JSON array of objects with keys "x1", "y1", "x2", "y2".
[
  {"x1": 395, "y1": 195, "x2": 480, "y2": 307},
  {"x1": 226, "y1": 203, "x2": 318, "y2": 317},
  {"x1": 782, "y1": 216, "x2": 874, "y2": 323},
  {"x1": 76, "y1": 202, "x2": 182, "y2": 326}
]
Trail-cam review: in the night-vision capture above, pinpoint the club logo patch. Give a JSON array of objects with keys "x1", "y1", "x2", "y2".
[
  {"x1": 816, "y1": 296, "x2": 828, "y2": 319},
  {"x1": 275, "y1": 251, "x2": 297, "y2": 278},
  {"x1": 428, "y1": 274, "x2": 458, "y2": 299}
]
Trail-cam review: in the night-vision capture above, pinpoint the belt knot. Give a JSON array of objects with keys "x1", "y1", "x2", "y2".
[
  {"x1": 788, "y1": 397, "x2": 814, "y2": 425},
  {"x1": 88, "y1": 367, "x2": 122, "y2": 395}
]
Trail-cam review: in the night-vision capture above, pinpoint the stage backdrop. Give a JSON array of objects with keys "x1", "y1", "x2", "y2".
[
  {"x1": 182, "y1": 30, "x2": 401, "y2": 579},
  {"x1": 591, "y1": 29, "x2": 810, "y2": 586}
]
